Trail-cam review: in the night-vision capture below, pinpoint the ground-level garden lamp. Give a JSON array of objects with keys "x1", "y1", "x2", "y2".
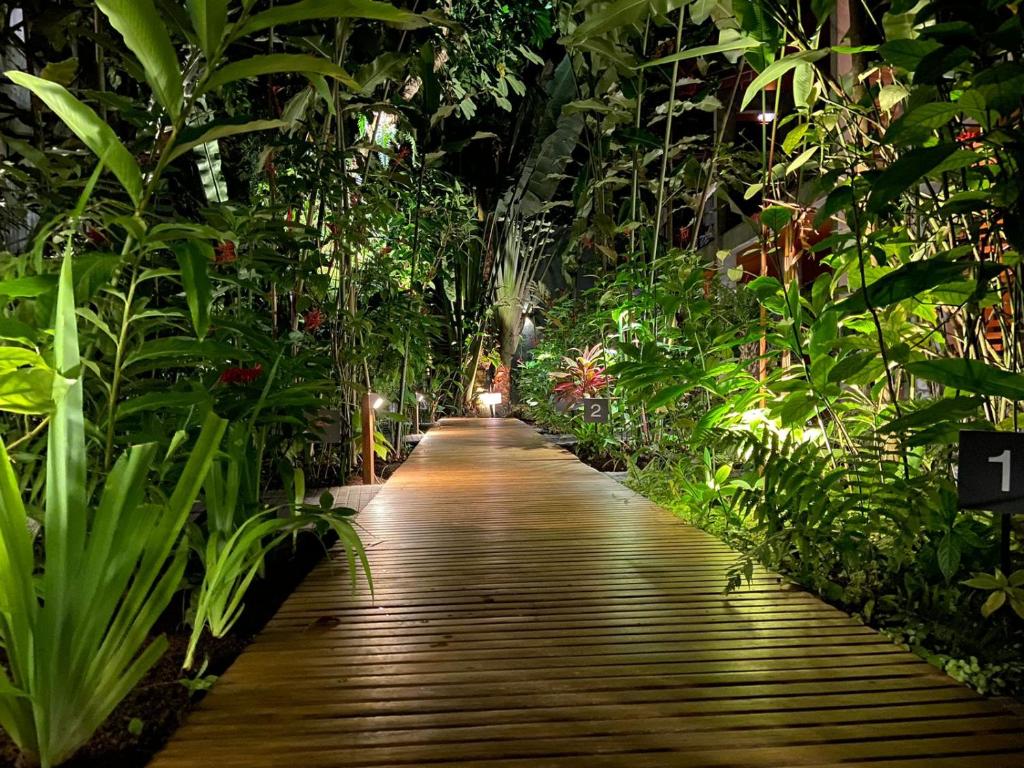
[
  {"x1": 415, "y1": 392, "x2": 427, "y2": 434},
  {"x1": 479, "y1": 391, "x2": 502, "y2": 417},
  {"x1": 362, "y1": 393, "x2": 387, "y2": 485}
]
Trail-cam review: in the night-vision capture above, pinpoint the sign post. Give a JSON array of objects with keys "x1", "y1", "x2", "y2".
[
  {"x1": 958, "y1": 430, "x2": 1024, "y2": 574},
  {"x1": 582, "y1": 397, "x2": 609, "y2": 424}
]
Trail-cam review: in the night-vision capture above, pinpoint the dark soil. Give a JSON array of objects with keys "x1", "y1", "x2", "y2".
[{"x1": 0, "y1": 529, "x2": 335, "y2": 768}]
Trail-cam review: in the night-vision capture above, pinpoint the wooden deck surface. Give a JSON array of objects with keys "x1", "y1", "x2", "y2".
[{"x1": 151, "y1": 418, "x2": 1024, "y2": 767}]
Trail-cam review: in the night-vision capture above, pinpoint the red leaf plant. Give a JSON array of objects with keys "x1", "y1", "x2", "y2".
[
  {"x1": 549, "y1": 344, "x2": 611, "y2": 405},
  {"x1": 218, "y1": 364, "x2": 263, "y2": 385}
]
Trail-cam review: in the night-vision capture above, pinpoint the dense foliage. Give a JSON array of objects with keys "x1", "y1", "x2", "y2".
[{"x1": 3, "y1": 0, "x2": 1024, "y2": 764}]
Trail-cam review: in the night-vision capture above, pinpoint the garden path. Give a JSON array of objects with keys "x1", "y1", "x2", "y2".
[{"x1": 150, "y1": 418, "x2": 1024, "y2": 768}]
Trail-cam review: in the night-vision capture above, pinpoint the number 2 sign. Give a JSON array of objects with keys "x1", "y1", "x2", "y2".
[
  {"x1": 582, "y1": 398, "x2": 609, "y2": 424},
  {"x1": 958, "y1": 430, "x2": 1024, "y2": 513}
]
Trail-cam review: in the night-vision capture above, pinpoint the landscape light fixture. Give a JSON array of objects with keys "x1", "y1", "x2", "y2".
[
  {"x1": 756, "y1": 111, "x2": 776, "y2": 124},
  {"x1": 479, "y1": 391, "x2": 502, "y2": 417},
  {"x1": 362, "y1": 392, "x2": 387, "y2": 485}
]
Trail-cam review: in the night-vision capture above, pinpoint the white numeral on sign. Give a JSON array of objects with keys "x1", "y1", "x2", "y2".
[
  {"x1": 989, "y1": 449, "x2": 1011, "y2": 493},
  {"x1": 590, "y1": 403, "x2": 602, "y2": 419}
]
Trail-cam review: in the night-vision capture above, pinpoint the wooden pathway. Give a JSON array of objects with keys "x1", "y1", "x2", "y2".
[{"x1": 151, "y1": 418, "x2": 1024, "y2": 768}]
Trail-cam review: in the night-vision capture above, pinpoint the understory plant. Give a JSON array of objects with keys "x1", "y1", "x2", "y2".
[{"x1": 0, "y1": 252, "x2": 226, "y2": 768}]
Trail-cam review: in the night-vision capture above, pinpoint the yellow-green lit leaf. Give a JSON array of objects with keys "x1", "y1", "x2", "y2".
[
  {"x1": 741, "y1": 49, "x2": 829, "y2": 110},
  {"x1": 186, "y1": 0, "x2": 228, "y2": 60},
  {"x1": 173, "y1": 241, "x2": 213, "y2": 340},
  {"x1": 981, "y1": 589, "x2": 1006, "y2": 618},
  {"x1": 906, "y1": 358, "x2": 1024, "y2": 401},
  {"x1": 641, "y1": 37, "x2": 760, "y2": 68},
  {"x1": 168, "y1": 119, "x2": 288, "y2": 162},
  {"x1": 4, "y1": 72, "x2": 143, "y2": 205},
  {"x1": 234, "y1": 0, "x2": 428, "y2": 39},
  {"x1": 96, "y1": 0, "x2": 183, "y2": 120},
  {"x1": 0, "y1": 368, "x2": 55, "y2": 414},
  {"x1": 40, "y1": 57, "x2": 78, "y2": 86},
  {"x1": 202, "y1": 54, "x2": 359, "y2": 93}
]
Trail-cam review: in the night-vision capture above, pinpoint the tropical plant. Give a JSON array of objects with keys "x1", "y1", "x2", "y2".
[
  {"x1": 549, "y1": 343, "x2": 610, "y2": 405},
  {"x1": 0, "y1": 251, "x2": 226, "y2": 768}
]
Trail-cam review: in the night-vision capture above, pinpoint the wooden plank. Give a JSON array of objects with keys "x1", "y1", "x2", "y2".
[{"x1": 150, "y1": 418, "x2": 1024, "y2": 768}]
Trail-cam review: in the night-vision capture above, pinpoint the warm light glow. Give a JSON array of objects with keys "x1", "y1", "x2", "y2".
[
  {"x1": 756, "y1": 111, "x2": 776, "y2": 124},
  {"x1": 416, "y1": 392, "x2": 426, "y2": 403},
  {"x1": 479, "y1": 392, "x2": 502, "y2": 406},
  {"x1": 369, "y1": 393, "x2": 387, "y2": 410}
]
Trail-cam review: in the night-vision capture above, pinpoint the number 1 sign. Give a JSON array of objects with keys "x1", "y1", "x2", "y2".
[{"x1": 958, "y1": 430, "x2": 1024, "y2": 513}]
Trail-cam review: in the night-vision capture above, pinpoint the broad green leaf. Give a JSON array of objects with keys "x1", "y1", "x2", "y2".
[
  {"x1": 202, "y1": 54, "x2": 359, "y2": 93},
  {"x1": 565, "y1": 0, "x2": 655, "y2": 44},
  {"x1": 785, "y1": 146, "x2": 817, "y2": 176},
  {"x1": 883, "y1": 101, "x2": 960, "y2": 146},
  {"x1": 355, "y1": 52, "x2": 407, "y2": 95},
  {"x1": 880, "y1": 38, "x2": 941, "y2": 70},
  {"x1": 878, "y1": 84, "x2": 909, "y2": 112},
  {"x1": 782, "y1": 123, "x2": 810, "y2": 154},
  {"x1": 963, "y1": 573, "x2": 1002, "y2": 589},
  {"x1": 0, "y1": 273, "x2": 57, "y2": 298},
  {"x1": 792, "y1": 61, "x2": 815, "y2": 109},
  {"x1": 233, "y1": 0, "x2": 428, "y2": 38},
  {"x1": 641, "y1": 37, "x2": 760, "y2": 68},
  {"x1": 811, "y1": 0, "x2": 836, "y2": 24},
  {"x1": 867, "y1": 144, "x2": 959, "y2": 213},
  {"x1": 96, "y1": 0, "x2": 183, "y2": 120},
  {"x1": 906, "y1": 358, "x2": 1024, "y2": 400},
  {"x1": 937, "y1": 533, "x2": 961, "y2": 582},
  {"x1": 186, "y1": 0, "x2": 228, "y2": 60},
  {"x1": 879, "y1": 396, "x2": 985, "y2": 433},
  {"x1": 117, "y1": 390, "x2": 210, "y2": 419},
  {"x1": 0, "y1": 319, "x2": 40, "y2": 346},
  {"x1": 4, "y1": 73, "x2": 143, "y2": 205},
  {"x1": 760, "y1": 205, "x2": 792, "y2": 232},
  {"x1": 982, "y1": 589, "x2": 1006, "y2": 618},
  {"x1": 168, "y1": 119, "x2": 288, "y2": 162},
  {"x1": 741, "y1": 50, "x2": 829, "y2": 110},
  {"x1": 123, "y1": 337, "x2": 250, "y2": 368},
  {"x1": 0, "y1": 368, "x2": 55, "y2": 414},
  {"x1": 835, "y1": 259, "x2": 1004, "y2": 315},
  {"x1": 827, "y1": 350, "x2": 876, "y2": 383},
  {"x1": 40, "y1": 57, "x2": 78, "y2": 86},
  {"x1": 173, "y1": 241, "x2": 213, "y2": 340}
]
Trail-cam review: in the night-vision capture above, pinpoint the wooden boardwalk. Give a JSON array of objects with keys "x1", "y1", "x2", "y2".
[{"x1": 151, "y1": 418, "x2": 1024, "y2": 767}]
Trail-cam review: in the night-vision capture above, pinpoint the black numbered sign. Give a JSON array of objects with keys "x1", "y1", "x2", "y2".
[
  {"x1": 582, "y1": 398, "x2": 609, "y2": 424},
  {"x1": 958, "y1": 430, "x2": 1024, "y2": 513}
]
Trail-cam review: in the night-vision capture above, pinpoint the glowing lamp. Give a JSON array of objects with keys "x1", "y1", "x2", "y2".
[
  {"x1": 479, "y1": 392, "x2": 502, "y2": 406},
  {"x1": 369, "y1": 393, "x2": 387, "y2": 410}
]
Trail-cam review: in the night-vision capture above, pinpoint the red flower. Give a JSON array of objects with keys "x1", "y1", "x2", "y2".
[
  {"x1": 304, "y1": 308, "x2": 324, "y2": 331},
  {"x1": 85, "y1": 228, "x2": 107, "y2": 246},
  {"x1": 396, "y1": 145, "x2": 411, "y2": 163},
  {"x1": 218, "y1": 364, "x2": 263, "y2": 385},
  {"x1": 215, "y1": 241, "x2": 237, "y2": 264},
  {"x1": 381, "y1": 246, "x2": 392, "y2": 255}
]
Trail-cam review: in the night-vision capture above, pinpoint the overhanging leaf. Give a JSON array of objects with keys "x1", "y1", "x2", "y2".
[
  {"x1": 168, "y1": 119, "x2": 288, "y2": 162},
  {"x1": 741, "y1": 49, "x2": 829, "y2": 110},
  {"x1": 202, "y1": 55, "x2": 359, "y2": 93},
  {"x1": 233, "y1": 0, "x2": 428, "y2": 38},
  {"x1": 173, "y1": 241, "x2": 213, "y2": 340},
  {"x1": 4, "y1": 73, "x2": 143, "y2": 205},
  {"x1": 906, "y1": 358, "x2": 1024, "y2": 400},
  {"x1": 96, "y1": 0, "x2": 183, "y2": 120},
  {"x1": 835, "y1": 259, "x2": 1006, "y2": 315}
]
